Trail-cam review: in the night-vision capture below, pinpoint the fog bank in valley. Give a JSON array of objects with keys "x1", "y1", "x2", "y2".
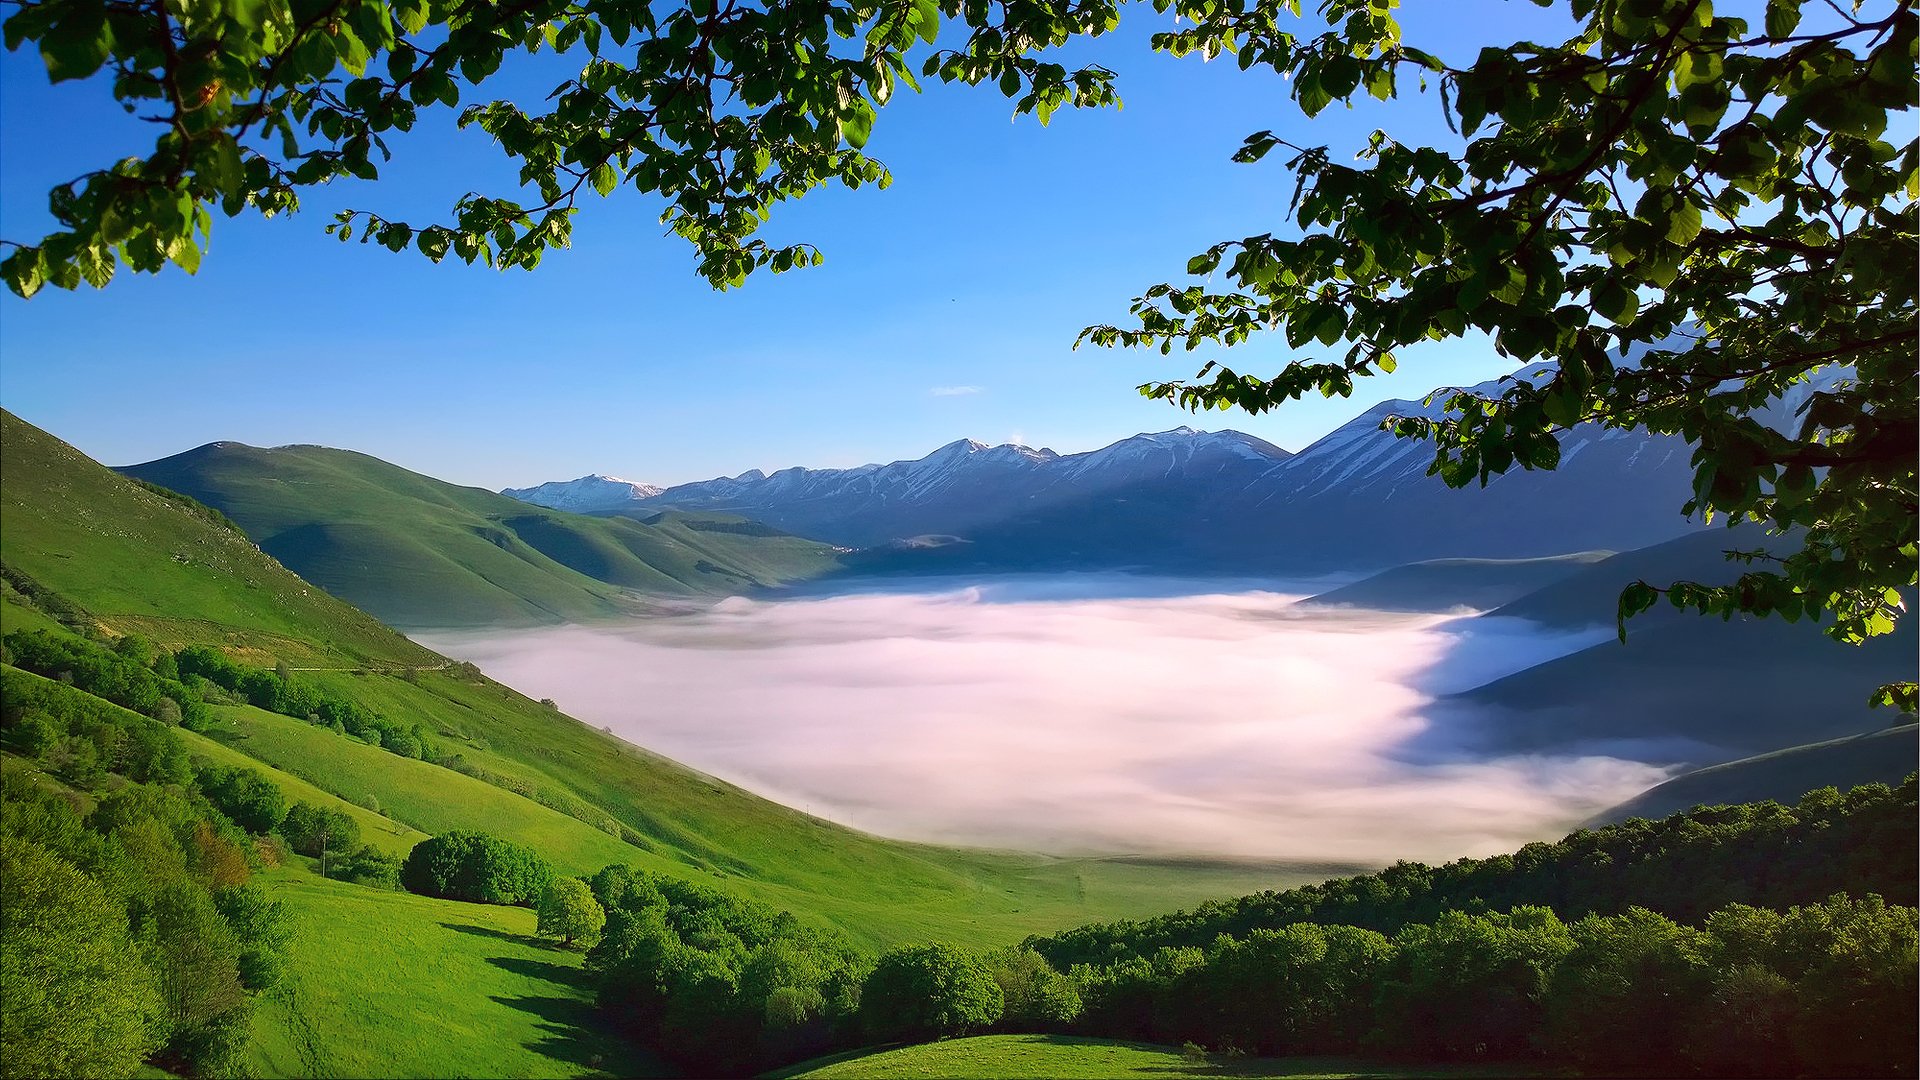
[{"x1": 420, "y1": 578, "x2": 1662, "y2": 864}]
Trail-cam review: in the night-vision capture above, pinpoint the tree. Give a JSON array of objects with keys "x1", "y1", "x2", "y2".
[
  {"x1": 0, "y1": 836, "x2": 165, "y2": 1080},
  {"x1": 278, "y1": 802, "x2": 361, "y2": 876},
  {"x1": 400, "y1": 830, "x2": 552, "y2": 905},
  {"x1": 860, "y1": 942, "x2": 1004, "y2": 1043},
  {"x1": 198, "y1": 765, "x2": 290, "y2": 834},
  {"x1": 536, "y1": 877, "x2": 607, "y2": 948},
  {"x1": 5, "y1": 0, "x2": 1911, "y2": 705}
]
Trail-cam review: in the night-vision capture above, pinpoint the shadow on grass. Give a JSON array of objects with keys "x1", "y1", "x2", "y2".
[
  {"x1": 487, "y1": 953, "x2": 591, "y2": 988},
  {"x1": 437, "y1": 920, "x2": 548, "y2": 949}
]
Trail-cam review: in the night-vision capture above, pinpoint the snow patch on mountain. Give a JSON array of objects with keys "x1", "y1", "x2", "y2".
[{"x1": 501, "y1": 474, "x2": 664, "y2": 513}]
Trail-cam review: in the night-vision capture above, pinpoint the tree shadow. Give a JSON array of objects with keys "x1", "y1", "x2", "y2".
[
  {"x1": 437, "y1": 920, "x2": 548, "y2": 949},
  {"x1": 487, "y1": 992, "x2": 673, "y2": 1078},
  {"x1": 488, "y1": 953, "x2": 590, "y2": 988}
]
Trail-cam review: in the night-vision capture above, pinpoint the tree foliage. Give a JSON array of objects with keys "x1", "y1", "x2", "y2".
[
  {"x1": 860, "y1": 942, "x2": 1005, "y2": 1043},
  {"x1": 1076, "y1": 0, "x2": 1917, "y2": 705},
  {"x1": 0, "y1": 836, "x2": 165, "y2": 1080},
  {"x1": 536, "y1": 876, "x2": 606, "y2": 947},
  {"x1": 0, "y1": 0, "x2": 1126, "y2": 294},
  {"x1": 400, "y1": 829, "x2": 553, "y2": 905}
]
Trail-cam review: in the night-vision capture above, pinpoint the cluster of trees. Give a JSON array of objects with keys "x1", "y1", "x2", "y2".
[
  {"x1": 193, "y1": 767, "x2": 399, "y2": 890},
  {"x1": 1061, "y1": 896, "x2": 1916, "y2": 1077},
  {"x1": 0, "y1": 759, "x2": 291, "y2": 1078},
  {"x1": 400, "y1": 831, "x2": 553, "y2": 906},
  {"x1": 0, "y1": 628, "x2": 438, "y2": 765},
  {"x1": 584, "y1": 863, "x2": 872, "y2": 1074},
  {"x1": 1033, "y1": 777, "x2": 1919, "y2": 970},
  {"x1": 175, "y1": 646, "x2": 432, "y2": 759},
  {"x1": 578, "y1": 861, "x2": 1094, "y2": 1075},
  {"x1": 4, "y1": 629, "x2": 210, "y2": 731},
  {"x1": 1, "y1": 666, "x2": 190, "y2": 789}
]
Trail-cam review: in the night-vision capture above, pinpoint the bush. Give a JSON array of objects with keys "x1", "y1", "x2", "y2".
[
  {"x1": 198, "y1": 766, "x2": 289, "y2": 835},
  {"x1": 536, "y1": 878, "x2": 606, "y2": 948},
  {"x1": 401, "y1": 831, "x2": 552, "y2": 906},
  {"x1": 861, "y1": 943, "x2": 1004, "y2": 1043}
]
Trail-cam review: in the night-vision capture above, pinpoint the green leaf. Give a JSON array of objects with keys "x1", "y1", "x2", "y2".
[
  {"x1": 842, "y1": 103, "x2": 874, "y2": 149},
  {"x1": 2, "y1": 248, "x2": 44, "y2": 299},
  {"x1": 1764, "y1": 0, "x2": 1801, "y2": 38},
  {"x1": 1664, "y1": 199, "x2": 1702, "y2": 245},
  {"x1": 1593, "y1": 280, "x2": 1638, "y2": 324},
  {"x1": 166, "y1": 231, "x2": 203, "y2": 274}
]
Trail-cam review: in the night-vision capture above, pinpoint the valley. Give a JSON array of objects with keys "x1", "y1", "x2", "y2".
[{"x1": 2, "y1": 356, "x2": 1912, "y2": 1080}]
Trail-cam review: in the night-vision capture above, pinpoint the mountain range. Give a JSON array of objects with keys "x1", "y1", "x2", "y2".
[{"x1": 506, "y1": 377, "x2": 1707, "y2": 573}]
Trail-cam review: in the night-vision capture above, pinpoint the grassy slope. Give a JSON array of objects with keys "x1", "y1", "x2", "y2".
[
  {"x1": 1, "y1": 409, "x2": 1306, "y2": 949},
  {"x1": 1, "y1": 410, "x2": 430, "y2": 666},
  {"x1": 173, "y1": 724, "x2": 428, "y2": 858},
  {"x1": 769, "y1": 1036, "x2": 1524, "y2": 1079},
  {"x1": 119, "y1": 438, "x2": 839, "y2": 628},
  {"x1": 248, "y1": 864, "x2": 672, "y2": 1080},
  {"x1": 1301, "y1": 551, "x2": 1612, "y2": 614}
]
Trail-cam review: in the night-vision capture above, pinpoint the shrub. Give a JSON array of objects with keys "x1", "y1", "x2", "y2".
[
  {"x1": 861, "y1": 943, "x2": 1004, "y2": 1043},
  {"x1": 401, "y1": 831, "x2": 552, "y2": 906}
]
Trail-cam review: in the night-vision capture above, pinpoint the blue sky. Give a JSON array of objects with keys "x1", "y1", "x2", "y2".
[{"x1": 0, "y1": 3, "x2": 1572, "y2": 489}]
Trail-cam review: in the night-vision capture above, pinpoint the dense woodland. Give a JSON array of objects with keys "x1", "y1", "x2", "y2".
[{"x1": 3, "y1": 617, "x2": 1914, "y2": 1078}]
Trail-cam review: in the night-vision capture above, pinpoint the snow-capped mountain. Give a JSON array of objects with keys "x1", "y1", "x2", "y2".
[
  {"x1": 616, "y1": 428, "x2": 1290, "y2": 548},
  {"x1": 500, "y1": 474, "x2": 664, "y2": 513},
  {"x1": 503, "y1": 357, "x2": 1852, "y2": 574}
]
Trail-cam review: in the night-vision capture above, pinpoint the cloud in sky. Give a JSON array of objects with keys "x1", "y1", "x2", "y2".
[
  {"x1": 420, "y1": 580, "x2": 1663, "y2": 866},
  {"x1": 929, "y1": 385, "x2": 983, "y2": 397}
]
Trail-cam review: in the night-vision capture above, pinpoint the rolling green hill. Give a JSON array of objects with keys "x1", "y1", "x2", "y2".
[
  {"x1": 119, "y1": 437, "x2": 842, "y2": 628},
  {"x1": 1, "y1": 409, "x2": 1305, "y2": 948},
  {"x1": 1301, "y1": 551, "x2": 1612, "y2": 614}
]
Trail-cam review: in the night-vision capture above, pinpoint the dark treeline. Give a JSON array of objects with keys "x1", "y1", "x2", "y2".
[
  {"x1": 1064, "y1": 895, "x2": 1915, "y2": 1076},
  {"x1": 1031, "y1": 777, "x2": 1919, "y2": 970},
  {"x1": 401, "y1": 778, "x2": 1920, "y2": 1079}
]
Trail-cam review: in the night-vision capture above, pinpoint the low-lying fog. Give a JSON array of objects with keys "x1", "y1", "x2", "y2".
[{"x1": 419, "y1": 576, "x2": 1664, "y2": 865}]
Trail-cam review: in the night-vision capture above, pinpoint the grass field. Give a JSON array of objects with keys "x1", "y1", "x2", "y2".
[
  {"x1": 247, "y1": 865, "x2": 671, "y2": 1079},
  {"x1": 769, "y1": 1035, "x2": 1541, "y2": 1079}
]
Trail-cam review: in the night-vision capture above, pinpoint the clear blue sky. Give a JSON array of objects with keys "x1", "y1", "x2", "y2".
[{"x1": 0, "y1": 3, "x2": 1571, "y2": 489}]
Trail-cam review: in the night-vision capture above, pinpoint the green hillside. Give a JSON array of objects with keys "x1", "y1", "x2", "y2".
[
  {"x1": 119, "y1": 437, "x2": 841, "y2": 628},
  {"x1": 1, "y1": 410, "x2": 431, "y2": 666},
  {"x1": 1301, "y1": 551, "x2": 1612, "y2": 614},
  {"x1": 0, "y1": 410, "x2": 1301, "y2": 948}
]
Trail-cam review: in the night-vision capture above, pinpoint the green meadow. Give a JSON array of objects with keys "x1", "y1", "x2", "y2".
[{"x1": 246, "y1": 865, "x2": 670, "y2": 1080}]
